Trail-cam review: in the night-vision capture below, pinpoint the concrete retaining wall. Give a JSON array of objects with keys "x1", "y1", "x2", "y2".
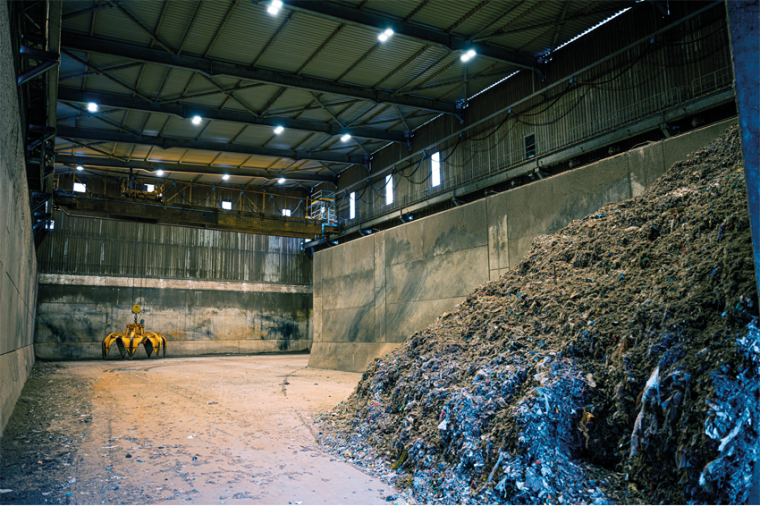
[
  {"x1": 0, "y1": 2, "x2": 39, "y2": 437},
  {"x1": 35, "y1": 191, "x2": 314, "y2": 360},
  {"x1": 35, "y1": 274, "x2": 312, "y2": 360},
  {"x1": 310, "y1": 117, "x2": 738, "y2": 372}
]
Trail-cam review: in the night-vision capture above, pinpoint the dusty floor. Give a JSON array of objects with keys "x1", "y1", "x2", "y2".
[{"x1": 0, "y1": 355, "x2": 402, "y2": 505}]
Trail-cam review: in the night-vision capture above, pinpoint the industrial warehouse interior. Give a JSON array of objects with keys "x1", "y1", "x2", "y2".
[{"x1": 1, "y1": 0, "x2": 759, "y2": 504}]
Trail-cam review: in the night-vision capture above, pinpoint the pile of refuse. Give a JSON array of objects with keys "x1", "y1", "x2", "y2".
[{"x1": 316, "y1": 125, "x2": 759, "y2": 504}]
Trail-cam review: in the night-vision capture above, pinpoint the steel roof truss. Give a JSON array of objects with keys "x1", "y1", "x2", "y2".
[
  {"x1": 61, "y1": 34, "x2": 458, "y2": 114},
  {"x1": 58, "y1": 88, "x2": 407, "y2": 143}
]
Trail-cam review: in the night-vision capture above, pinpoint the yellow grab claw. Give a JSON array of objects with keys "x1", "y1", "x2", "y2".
[{"x1": 102, "y1": 322, "x2": 167, "y2": 360}]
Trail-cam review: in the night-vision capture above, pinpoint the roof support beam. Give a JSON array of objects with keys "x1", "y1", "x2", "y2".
[
  {"x1": 279, "y1": 0, "x2": 538, "y2": 70},
  {"x1": 55, "y1": 155, "x2": 337, "y2": 184},
  {"x1": 60, "y1": 34, "x2": 458, "y2": 114},
  {"x1": 62, "y1": 1, "x2": 121, "y2": 21},
  {"x1": 58, "y1": 88, "x2": 406, "y2": 143},
  {"x1": 56, "y1": 126, "x2": 368, "y2": 165},
  {"x1": 549, "y1": 3, "x2": 571, "y2": 54},
  {"x1": 62, "y1": 49, "x2": 153, "y2": 101}
]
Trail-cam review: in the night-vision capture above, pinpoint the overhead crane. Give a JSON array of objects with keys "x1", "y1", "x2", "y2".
[{"x1": 53, "y1": 175, "x2": 338, "y2": 239}]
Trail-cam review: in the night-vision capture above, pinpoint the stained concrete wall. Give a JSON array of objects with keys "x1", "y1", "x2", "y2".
[
  {"x1": 35, "y1": 205, "x2": 314, "y2": 360},
  {"x1": 0, "y1": 2, "x2": 39, "y2": 437},
  {"x1": 310, "y1": 117, "x2": 738, "y2": 372},
  {"x1": 35, "y1": 275, "x2": 312, "y2": 360}
]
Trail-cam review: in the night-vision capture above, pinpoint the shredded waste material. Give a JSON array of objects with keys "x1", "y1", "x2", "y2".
[{"x1": 316, "y1": 125, "x2": 759, "y2": 504}]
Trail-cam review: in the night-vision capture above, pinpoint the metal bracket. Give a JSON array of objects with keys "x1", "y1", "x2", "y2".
[
  {"x1": 17, "y1": 61, "x2": 58, "y2": 86},
  {"x1": 19, "y1": 45, "x2": 59, "y2": 61},
  {"x1": 404, "y1": 130, "x2": 413, "y2": 150},
  {"x1": 531, "y1": 66, "x2": 546, "y2": 81}
]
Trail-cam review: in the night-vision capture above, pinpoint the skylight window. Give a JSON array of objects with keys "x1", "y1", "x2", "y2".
[
  {"x1": 431, "y1": 152, "x2": 441, "y2": 187},
  {"x1": 414, "y1": 113, "x2": 444, "y2": 132},
  {"x1": 553, "y1": 8, "x2": 632, "y2": 54},
  {"x1": 222, "y1": 200, "x2": 232, "y2": 210},
  {"x1": 349, "y1": 192, "x2": 356, "y2": 220},
  {"x1": 73, "y1": 182, "x2": 86, "y2": 193},
  {"x1": 469, "y1": 70, "x2": 521, "y2": 101},
  {"x1": 385, "y1": 175, "x2": 393, "y2": 205}
]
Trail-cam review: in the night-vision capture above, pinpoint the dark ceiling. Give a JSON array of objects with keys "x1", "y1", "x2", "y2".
[{"x1": 54, "y1": 0, "x2": 631, "y2": 189}]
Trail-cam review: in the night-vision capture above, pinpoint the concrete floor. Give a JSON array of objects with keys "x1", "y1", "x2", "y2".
[{"x1": 0, "y1": 355, "x2": 400, "y2": 505}]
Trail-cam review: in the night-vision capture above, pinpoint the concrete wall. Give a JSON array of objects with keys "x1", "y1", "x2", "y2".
[
  {"x1": 35, "y1": 274, "x2": 312, "y2": 360},
  {"x1": 310, "y1": 117, "x2": 738, "y2": 372},
  {"x1": 0, "y1": 2, "x2": 39, "y2": 437},
  {"x1": 35, "y1": 202, "x2": 314, "y2": 360}
]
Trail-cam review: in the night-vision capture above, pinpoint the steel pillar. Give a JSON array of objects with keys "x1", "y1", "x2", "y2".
[
  {"x1": 725, "y1": 1, "x2": 760, "y2": 504},
  {"x1": 727, "y1": 2, "x2": 760, "y2": 275}
]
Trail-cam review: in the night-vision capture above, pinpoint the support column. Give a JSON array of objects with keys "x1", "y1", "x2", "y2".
[
  {"x1": 727, "y1": 1, "x2": 760, "y2": 281},
  {"x1": 725, "y1": 1, "x2": 760, "y2": 504}
]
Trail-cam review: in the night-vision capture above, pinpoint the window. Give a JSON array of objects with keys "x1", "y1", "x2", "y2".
[
  {"x1": 282, "y1": 209, "x2": 291, "y2": 217},
  {"x1": 385, "y1": 175, "x2": 393, "y2": 205},
  {"x1": 349, "y1": 192, "x2": 356, "y2": 220},
  {"x1": 431, "y1": 152, "x2": 441, "y2": 187},
  {"x1": 46, "y1": 220, "x2": 55, "y2": 230},
  {"x1": 221, "y1": 200, "x2": 232, "y2": 210},
  {"x1": 524, "y1": 133, "x2": 536, "y2": 159},
  {"x1": 73, "y1": 182, "x2": 86, "y2": 193},
  {"x1": 145, "y1": 184, "x2": 155, "y2": 193}
]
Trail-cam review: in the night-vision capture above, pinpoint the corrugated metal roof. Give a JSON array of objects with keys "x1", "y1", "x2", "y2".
[{"x1": 55, "y1": 0, "x2": 629, "y2": 189}]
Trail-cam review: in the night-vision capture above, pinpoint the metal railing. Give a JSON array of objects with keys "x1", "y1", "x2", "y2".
[{"x1": 341, "y1": 65, "x2": 734, "y2": 229}]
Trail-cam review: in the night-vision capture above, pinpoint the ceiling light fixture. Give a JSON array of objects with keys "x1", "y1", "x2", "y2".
[
  {"x1": 341, "y1": 133, "x2": 351, "y2": 142},
  {"x1": 378, "y1": 28, "x2": 394, "y2": 42},
  {"x1": 156, "y1": 169, "x2": 164, "y2": 176},
  {"x1": 222, "y1": 174, "x2": 230, "y2": 181},
  {"x1": 274, "y1": 126, "x2": 284, "y2": 134},
  {"x1": 278, "y1": 178, "x2": 286, "y2": 184},
  {"x1": 87, "y1": 102, "x2": 98, "y2": 112},
  {"x1": 460, "y1": 49, "x2": 476, "y2": 62},
  {"x1": 191, "y1": 115, "x2": 202, "y2": 125},
  {"x1": 76, "y1": 165, "x2": 84, "y2": 171},
  {"x1": 267, "y1": 0, "x2": 283, "y2": 15}
]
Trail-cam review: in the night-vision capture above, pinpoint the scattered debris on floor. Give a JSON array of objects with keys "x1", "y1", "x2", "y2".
[
  {"x1": 317, "y1": 126, "x2": 759, "y2": 505},
  {"x1": 0, "y1": 363, "x2": 101, "y2": 505},
  {"x1": 1, "y1": 358, "x2": 396, "y2": 505}
]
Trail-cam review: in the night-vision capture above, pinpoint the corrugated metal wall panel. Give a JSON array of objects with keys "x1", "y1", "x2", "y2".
[
  {"x1": 39, "y1": 210, "x2": 312, "y2": 285},
  {"x1": 338, "y1": 3, "x2": 732, "y2": 225}
]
